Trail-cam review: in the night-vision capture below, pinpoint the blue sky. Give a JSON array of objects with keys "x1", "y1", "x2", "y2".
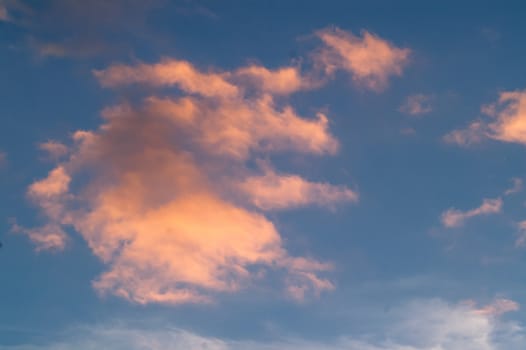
[{"x1": 2, "y1": 1, "x2": 526, "y2": 349}]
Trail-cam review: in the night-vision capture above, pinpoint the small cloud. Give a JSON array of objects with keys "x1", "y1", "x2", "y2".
[
  {"x1": 239, "y1": 166, "x2": 358, "y2": 210},
  {"x1": 399, "y1": 93, "x2": 433, "y2": 116},
  {"x1": 314, "y1": 27, "x2": 411, "y2": 91},
  {"x1": 39, "y1": 140, "x2": 69, "y2": 160},
  {"x1": 472, "y1": 298, "x2": 519, "y2": 316},
  {"x1": 441, "y1": 197, "x2": 502, "y2": 228},
  {"x1": 443, "y1": 120, "x2": 487, "y2": 146},
  {"x1": 28, "y1": 37, "x2": 107, "y2": 59},
  {"x1": 505, "y1": 177, "x2": 523, "y2": 196},
  {"x1": 445, "y1": 90, "x2": 526, "y2": 147}
]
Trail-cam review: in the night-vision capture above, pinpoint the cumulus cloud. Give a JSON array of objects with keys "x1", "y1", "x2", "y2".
[
  {"x1": 21, "y1": 56, "x2": 357, "y2": 305},
  {"x1": 314, "y1": 27, "x2": 410, "y2": 91},
  {"x1": 2, "y1": 298, "x2": 523, "y2": 350},
  {"x1": 441, "y1": 198, "x2": 502, "y2": 228},
  {"x1": 445, "y1": 90, "x2": 526, "y2": 146},
  {"x1": 399, "y1": 93, "x2": 433, "y2": 116}
]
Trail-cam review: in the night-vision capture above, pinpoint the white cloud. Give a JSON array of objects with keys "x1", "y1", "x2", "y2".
[{"x1": 1, "y1": 298, "x2": 523, "y2": 350}]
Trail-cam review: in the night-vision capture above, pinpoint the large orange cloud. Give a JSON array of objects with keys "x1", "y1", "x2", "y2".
[{"x1": 21, "y1": 56, "x2": 356, "y2": 304}]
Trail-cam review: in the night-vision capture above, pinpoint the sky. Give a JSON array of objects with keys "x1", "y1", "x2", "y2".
[{"x1": 2, "y1": 0, "x2": 526, "y2": 349}]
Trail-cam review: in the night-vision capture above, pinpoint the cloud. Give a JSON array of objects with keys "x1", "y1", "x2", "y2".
[
  {"x1": 505, "y1": 177, "x2": 523, "y2": 196},
  {"x1": 515, "y1": 221, "x2": 526, "y2": 247},
  {"x1": 399, "y1": 94, "x2": 433, "y2": 116},
  {"x1": 239, "y1": 165, "x2": 358, "y2": 210},
  {"x1": 233, "y1": 65, "x2": 318, "y2": 95},
  {"x1": 94, "y1": 59, "x2": 240, "y2": 98},
  {"x1": 443, "y1": 120, "x2": 487, "y2": 145},
  {"x1": 314, "y1": 27, "x2": 410, "y2": 91},
  {"x1": 445, "y1": 90, "x2": 526, "y2": 146},
  {"x1": 39, "y1": 140, "x2": 69, "y2": 159},
  {"x1": 20, "y1": 55, "x2": 357, "y2": 305},
  {"x1": 2, "y1": 298, "x2": 524, "y2": 350},
  {"x1": 441, "y1": 198, "x2": 502, "y2": 228},
  {"x1": 472, "y1": 298, "x2": 520, "y2": 316}
]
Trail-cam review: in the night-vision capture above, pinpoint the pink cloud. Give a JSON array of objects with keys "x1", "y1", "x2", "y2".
[
  {"x1": 94, "y1": 58, "x2": 240, "y2": 98},
  {"x1": 12, "y1": 222, "x2": 67, "y2": 252},
  {"x1": 239, "y1": 167, "x2": 358, "y2": 210},
  {"x1": 472, "y1": 298, "x2": 520, "y2": 317},
  {"x1": 22, "y1": 54, "x2": 355, "y2": 305},
  {"x1": 315, "y1": 27, "x2": 410, "y2": 91},
  {"x1": 445, "y1": 90, "x2": 526, "y2": 146},
  {"x1": 39, "y1": 140, "x2": 69, "y2": 159},
  {"x1": 441, "y1": 198, "x2": 502, "y2": 228},
  {"x1": 233, "y1": 65, "x2": 313, "y2": 95}
]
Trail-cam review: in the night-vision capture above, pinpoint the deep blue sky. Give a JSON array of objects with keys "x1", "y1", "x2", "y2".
[{"x1": 2, "y1": 1, "x2": 526, "y2": 349}]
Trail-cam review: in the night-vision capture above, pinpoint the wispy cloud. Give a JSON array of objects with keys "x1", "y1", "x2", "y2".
[
  {"x1": 441, "y1": 198, "x2": 502, "y2": 228},
  {"x1": 472, "y1": 298, "x2": 520, "y2": 316},
  {"x1": 38, "y1": 140, "x2": 69, "y2": 160},
  {"x1": 399, "y1": 93, "x2": 433, "y2": 116},
  {"x1": 1, "y1": 298, "x2": 522, "y2": 350},
  {"x1": 20, "y1": 54, "x2": 358, "y2": 305},
  {"x1": 505, "y1": 178, "x2": 523, "y2": 196},
  {"x1": 314, "y1": 27, "x2": 410, "y2": 91}
]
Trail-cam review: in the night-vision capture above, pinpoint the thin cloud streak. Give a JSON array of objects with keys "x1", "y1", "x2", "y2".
[{"x1": 441, "y1": 198, "x2": 502, "y2": 228}]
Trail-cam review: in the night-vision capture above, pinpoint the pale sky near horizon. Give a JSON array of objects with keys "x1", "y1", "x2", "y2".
[{"x1": 2, "y1": 1, "x2": 526, "y2": 349}]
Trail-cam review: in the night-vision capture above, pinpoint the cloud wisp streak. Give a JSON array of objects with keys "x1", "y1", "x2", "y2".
[{"x1": 441, "y1": 198, "x2": 502, "y2": 228}]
